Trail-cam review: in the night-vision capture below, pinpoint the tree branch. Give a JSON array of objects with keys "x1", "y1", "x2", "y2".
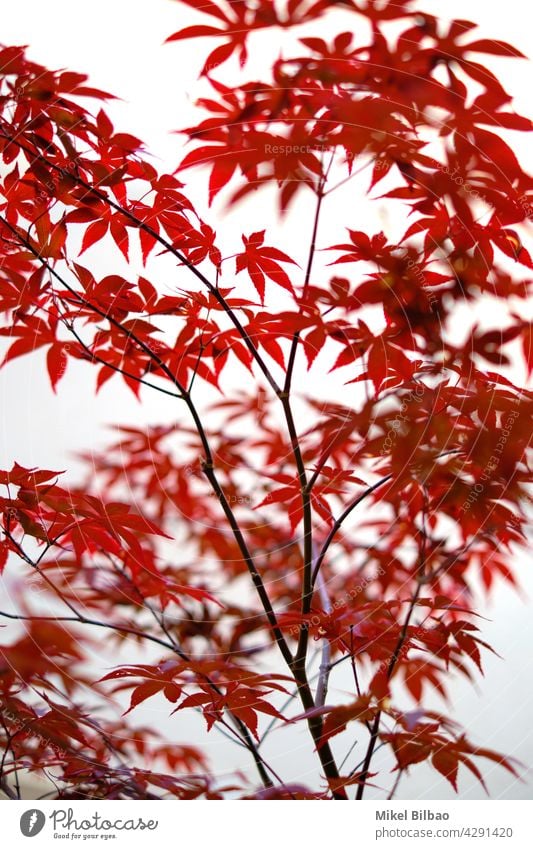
[
  {"x1": 312, "y1": 474, "x2": 394, "y2": 587},
  {"x1": 0, "y1": 124, "x2": 281, "y2": 395},
  {"x1": 283, "y1": 180, "x2": 327, "y2": 395},
  {"x1": 315, "y1": 566, "x2": 331, "y2": 707},
  {"x1": 201, "y1": 461, "x2": 293, "y2": 668},
  {"x1": 311, "y1": 449, "x2": 462, "y2": 589},
  {"x1": 355, "y1": 541, "x2": 427, "y2": 800}
]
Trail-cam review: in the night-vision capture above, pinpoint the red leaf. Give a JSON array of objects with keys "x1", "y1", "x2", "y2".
[
  {"x1": 46, "y1": 344, "x2": 68, "y2": 392},
  {"x1": 465, "y1": 39, "x2": 526, "y2": 58},
  {"x1": 201, "y1": 41, "x2": 237, "y2": 75},
  {"x1": 124, "y1": 681, "x2": 165, "y2": 715},
  {"x1": 208, "y1": 159, "x2": 237, "y2": 204},
  {"x1": 235, "y1": 233, "x2": 296, "y2": 303},
  {"x1": 0, "y1": 544, "x2": 8, "y2": 575},
  {"x1": 318, "y1": 697, "x2": 376, "y2": 747},
  {"x1": 80, "y1": 219, "x2": 108, "y2": 254},
  {"x1": 432, "y1": 748, "x2": 459, "y2": 791},
  {"x1": 165, "y1": 25, "x2": 225, "y2": 42}
]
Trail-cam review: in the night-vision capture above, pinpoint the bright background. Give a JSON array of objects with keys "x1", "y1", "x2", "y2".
[{"x1": 1, "y1": 0, "x2": 532, "y2": 800}]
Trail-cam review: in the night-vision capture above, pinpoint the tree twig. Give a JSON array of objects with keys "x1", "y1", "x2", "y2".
[{"x1": 314, "y1": 566, "x2": 331, "y2": 708}]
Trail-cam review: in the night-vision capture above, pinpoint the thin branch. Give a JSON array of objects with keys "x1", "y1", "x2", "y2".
[
  {"x1": 312, "y1": 474, "x2": 394, "y2": 587},
  {"x1": 258, "y1": 647, "x2": 322, "y2": 746},
  {"x1": 0, "y1": 605, "x2": 277, "y2": 789},
  {"x1": 338, "y1": 737, "x2": 359, "y2": 772},
  {"x1": 0, "y1": 777, "x2": 17, "y2": 799},
  {"x1": 349, "y1": 741, "x2": 387, "y2": 777},
  {"x1": 355, "y1": 556, "x2": 427, "y2": 800},
  {"x1": 274, "y1": 403, "x2": 348, "y2": 796},
  {"x1": 312, "y1": 449, "x2": 463, "y2": 588},
  {"x1": 350, "y1": 626, "x2": 372, "y2": 734},
  {"x1": 282, "y1": 396, "x2": 313, "y2": 669},
  {"x1": 201, "y1": 461, "x2": 293, "y2": 668},
  {"x1": 0, "y1": 608, "x2": 184, "y2": 655},
  {"x1": 0, "y1": 214, "x2": 213, "y2": 463},
  {"x1": 3, "y1": 529, "x2": 278, "y2": 789},
  {"x1": 0, "y1": 124, "x2": 281, "y2": 395},
  {"x1": 104, "y1": 555, "x2": 280, "y2": 785},
  {"x1": 284, "y1": 180, "x2": 327, "y2": 394},
  {"x1": 0, "y1": 720, "x2": 13, "y2": 782},
  {"x1": 314, "y1": 567, "x2": 331, "y2": 708},
  {"x1": 62, "y1": 317, "x2": 185, "y2": 400},
  {"x1": 323, "y1": 157, "x2": 374, "y2": 197},
  {"x1": 387, "y1": 769, "x2": 403, "y2": 800},
  {"x1": 280, "y1": 164, "x2": 331, "y2": 695}
]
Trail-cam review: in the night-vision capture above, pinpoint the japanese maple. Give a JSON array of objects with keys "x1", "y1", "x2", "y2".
[{"x1": 0, "y1": 0, "x2": 531, "y2": 800}]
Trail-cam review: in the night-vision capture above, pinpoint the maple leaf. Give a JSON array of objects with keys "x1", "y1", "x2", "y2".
[
  {"x1": 0, "y1": 4, "x2": 531, "y2": 800},
  {"x1": 235, "y1": 231, "x2": 298, "y2": 303}
]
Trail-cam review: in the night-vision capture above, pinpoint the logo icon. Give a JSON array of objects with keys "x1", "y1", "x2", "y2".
[{"x1": 20, "y1": 809, "x2": 46, "y2": 837}]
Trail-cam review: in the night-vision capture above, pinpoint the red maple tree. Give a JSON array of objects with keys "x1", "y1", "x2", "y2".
[{"x1": 0, "y1": 0, "x2": 531, "y2": 800}]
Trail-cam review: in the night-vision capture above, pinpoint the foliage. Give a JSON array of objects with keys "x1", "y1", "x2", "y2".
[{"x1": 0, "y1": 0, "x2": 531, "y2": 800}]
